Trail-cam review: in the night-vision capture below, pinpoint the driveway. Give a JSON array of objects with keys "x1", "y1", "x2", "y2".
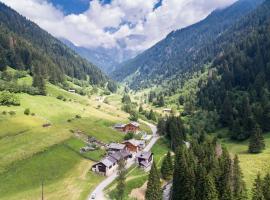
[{"x1": 87, "y1": 121, "x2": 159, "y2": 200}]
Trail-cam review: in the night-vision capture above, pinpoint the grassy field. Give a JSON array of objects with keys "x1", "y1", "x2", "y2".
[
  {"x1": 221, "y1": 134, "x2": 270, "y2": 194},
  {"x1": 0, "y1": 75, "x2": 130, "y2": 199}
]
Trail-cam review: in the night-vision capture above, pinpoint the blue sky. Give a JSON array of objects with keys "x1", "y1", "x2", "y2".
[{"x1": 1, "y1": 0, "x2": 237, "y2": 55}]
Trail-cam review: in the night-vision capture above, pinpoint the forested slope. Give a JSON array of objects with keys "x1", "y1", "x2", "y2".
[
  {"x1": 112, "y1": 0, "x2": 263, "y2": 90},
  {"x1": 198, "y1": 0, "x2": 270, "y2": 140},
  {"x1": 0, "y1": 2, "x2": 109, "y2": 86}
]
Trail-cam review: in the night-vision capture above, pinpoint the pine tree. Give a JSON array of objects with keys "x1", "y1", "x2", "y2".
[
  {"x1": 203, "y1": 174, "x2": 219, "y2": 200},
  {"x1": 232, "y1": 155, "x2": 247, "y2": 200},
  {"x1": 249, "y1": 124, "x2": 265, "y2": 154},
  {"x1": 252, "y1": 174, "x2": 265, "y2": 200},
  {"x1": 172, "y1": 146, "x2": 195, "y2": 200},
  {"x1": 32, "y1": 67, "x2": 46, "y2": 95},
  {"x1": 161, "y1": 151, "x2": 173, "y2": 180},
  {"x1": 145, "y1": 161, "x2": 162, "y2": 200},
  {"x1": 115, "y1": 158, "x2": 127, "y2": 200},
  {"x1": 263, "y1": 173, "x2": 270, "y2": 200},
  {"x1": 217, "y1": 147, "x2": 232, "y2": 200}
]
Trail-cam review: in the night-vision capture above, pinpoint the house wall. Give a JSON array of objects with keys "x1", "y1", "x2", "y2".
[
  {"x1": 124, "y1": 124, "x2": 139, "y2": 133},
  {"x1": 123, "y1": 142, "x2": 139, "y2": 152}
]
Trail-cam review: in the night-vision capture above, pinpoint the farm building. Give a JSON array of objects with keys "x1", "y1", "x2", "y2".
[
  {"x1": 114, "y1": 122, "x2": 140, "y2": 133},
  {"x1": 122, "y1": 139, "x2": 145, "y2": 153},
  {"x1": 107, "y1": 143, "x2": 126, "y2": 153},
  {"x1": 136, "y1": 151, "x2": 153, "y2": 169},
  {"x1": 92, "y1": 150, "x2": 132, "y2": 176}
]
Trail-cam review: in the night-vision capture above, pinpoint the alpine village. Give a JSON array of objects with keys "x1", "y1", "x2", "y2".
[{"x1": 1, "y1": 0, "x2": 270, "y2": 200}]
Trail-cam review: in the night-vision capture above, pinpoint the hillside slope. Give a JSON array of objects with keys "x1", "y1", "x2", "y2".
[
  {"x1": 112, "y1": 0, "x2": 263, "y2": 89},
  {"x1": 0, "y1": 2, "x2": 108, "y2": 86}
]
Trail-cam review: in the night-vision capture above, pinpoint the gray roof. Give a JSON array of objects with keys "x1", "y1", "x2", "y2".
[
  {"x1": 108, "y1": 143, "x2": 126, "y2": 150},
  {"x1": 100, "y1": 157, "x2": 117, "y2": 167},
  {"x1": 109, "y1": 150, "x2": 131, "y2": 161},
  {"x1": 136, "y1": 151, "x2": 152, "y2": 160},
  {"x1": 130, "y1": 122, "x2": 140, "y2": 127},
  {"x1": 124, "y1": 139, "x2": 145, "y2": 147},
  {"x1": 114, "y1": 123, "x2": 126, "y2": 128}
]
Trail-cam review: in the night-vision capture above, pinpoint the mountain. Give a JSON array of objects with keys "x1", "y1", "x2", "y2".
[
  {"x1": 62, "y1": 39, "x2": 137, "y2": 75},
  {"x1": 0, "y1": 2, "x2": 110, "y2": 86},
  {"x1": 198, "y1": 0, "x2": 270, "y2": 141},
  {"x1": 112, "y1": 0, "x2": 264, "y2": 89}
]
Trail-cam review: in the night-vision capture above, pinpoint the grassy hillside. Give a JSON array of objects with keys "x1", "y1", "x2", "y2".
[
  {"x1": 0, "y1": 75, "x2": 128, "y2": 199},
  {"x1": 220, "y1": 133, "x2": 270, "y2": 195}
]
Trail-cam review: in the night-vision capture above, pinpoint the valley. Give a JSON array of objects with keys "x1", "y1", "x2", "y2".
[{"x1": 1, "y1": 0, "x2": 270, "y2": 199}]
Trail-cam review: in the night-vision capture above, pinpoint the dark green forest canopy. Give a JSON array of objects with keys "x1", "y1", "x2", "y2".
[
  {"x1": 198, "y1": 0, "x2": 270, "y2": 141},
  {"x1": 0, "y1": 2, "x2": 113, "y2": 88}
]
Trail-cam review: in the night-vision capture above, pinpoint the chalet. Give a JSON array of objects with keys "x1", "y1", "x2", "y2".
[
  {"x1": 122, "y1": 139, "x2": 145, "y2": 153},
  {"x1": 107, "y1": 143, "x2": 126, "y2": 153},
  {"x1": 114, "y1": 123, "x2": 126, "y2": 131},
  {"x1": 92, "y1": 150, "x2": 132, "y2": 176},
  {"x1": 92, "y1": 156, "x2": 117, "y2": 176},
  {"x1": 114, "y1": 122, "x2": 140, "y2": 133},
  {"x1": 123, "y1": 122, "x2": 140, "y2": 133},
  {"x1": 136, "y1": 151, "x2": 153, "y2": 169}
]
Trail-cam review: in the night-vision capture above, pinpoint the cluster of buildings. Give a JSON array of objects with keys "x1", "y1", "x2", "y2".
[{"x1": 92, "y1": 138, "x2": 153, "y2": 176}]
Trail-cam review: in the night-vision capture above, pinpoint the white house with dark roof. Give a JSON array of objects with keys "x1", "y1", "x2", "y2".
[{"x1": 92, "y1": 150, "x2": 132, "y2": 176}]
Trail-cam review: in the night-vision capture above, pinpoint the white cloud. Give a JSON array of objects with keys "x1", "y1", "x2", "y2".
[{"x1": 0, "y1": 0, "x2": 237, "y2": 55}]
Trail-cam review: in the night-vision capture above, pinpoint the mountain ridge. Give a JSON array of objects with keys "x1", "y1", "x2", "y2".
[{"x1": 112, "y1": 0, "x2": 264, "y2": 90}]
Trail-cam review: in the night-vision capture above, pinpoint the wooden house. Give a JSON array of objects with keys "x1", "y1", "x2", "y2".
[
  {"x1": 107, "y1": 143, "x2": 126, "y2": 153},
  {"x1": 123, "y1": 122, "x2": 140, "y2": 133},
  {"x1": 136, "y1": 151, "x2": 153, "y2": 169},
  {"x1": 114, "y1": 122, "x2": 140, "y2": 133},
  {"x1": 122, "y1": 139, "x2": 145, "y2": 153}
]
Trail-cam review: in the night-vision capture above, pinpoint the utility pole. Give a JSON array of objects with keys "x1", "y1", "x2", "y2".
[{"x1": 41, "y1": 179, "x2": 44, "y2": 200}]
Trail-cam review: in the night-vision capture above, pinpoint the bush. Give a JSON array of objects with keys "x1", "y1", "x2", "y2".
[
  {"x1": 31, "y1": 113, "x2": 35, "y2": 116},
  {"x1": 0, "y1": 91, "x2": 20, "y2": 106},
  {"x1": 75, "y1": 115, "x2": 81, "y2": 119},
  {"x1": 124, "y1": 132, "x2": 134, "y2": 140},
  {"x1": 9, "y1": 111, "x2": 16, "y2": 116},
  {"x1": 57, "y1": 95, "x2": 64, "y2": 100},
  {"x1": 2, "y1": 111, "x2": 6, "y2": 115},
  {"x1": 24, "y1": 108, "x2": 30, "y2": 115}
]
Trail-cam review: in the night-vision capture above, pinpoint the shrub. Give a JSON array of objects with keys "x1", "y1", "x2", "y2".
[
  {"x1": 0, "y1": 91, "x2": 20, "y2": 106},
  {"x1": 9, "y1": 111, "x2": 16, "y2": 116},
  {"x1": 57, "y1": 95, "x2": 64, "y2": 100},
  {"x1": 24, "y1": 108, "x2": 30, "y2": 115},
  {"x1": 31, "y1": 113, "x2": 35, "y2": 116},
  {"x1": 124, "y1": 132, "x2": 134, "y2": 140},
  {"x1": 75, "y1": 115, "x2": 81, "y2": 119},
  {"x1": 2, "y1": 111, "x2": 6, "y2": 115}
]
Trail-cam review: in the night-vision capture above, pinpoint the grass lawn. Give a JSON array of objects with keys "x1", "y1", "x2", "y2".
[{"x1": 221, "y1": 134, "x2": 270, "y2": 195}]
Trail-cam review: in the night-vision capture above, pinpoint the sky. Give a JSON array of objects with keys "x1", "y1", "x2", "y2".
[{"x1": 0, "y1": 0, "x2": 237, "y2": 54}]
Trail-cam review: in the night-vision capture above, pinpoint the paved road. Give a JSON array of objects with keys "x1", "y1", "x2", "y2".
[{"x1": 87, "y1": 121, "x2": 159, "y2": 200}]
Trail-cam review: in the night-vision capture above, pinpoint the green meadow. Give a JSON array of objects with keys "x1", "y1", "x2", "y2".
[{"x1": 0, "y1": 76, "x2": 129, "y2": 199}]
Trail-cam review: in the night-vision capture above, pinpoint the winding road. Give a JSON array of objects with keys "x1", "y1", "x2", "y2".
[{"x1": 87, "y1": 121, "x2": 159, "y2": 200}]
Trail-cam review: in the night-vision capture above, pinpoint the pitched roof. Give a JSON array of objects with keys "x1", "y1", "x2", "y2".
[
  {"x1": 108, "y1": 143, "x2": 126, "y2": 150},
  {"x1": 114, "y1": 123, "x2": 126, "y2": 128},
  {"x1": 124, "y1": 139, "x2": 145, "y2": 147},
  {"x1": 100, "y1": 157, "x2": 117, "y2": 167},
  {"x1": 129, "y1": 122, "x2": 140, "y2": 127},
  {"x1": 109, "y1": 150, "x2": 131, "y2": 161},
  {"x1": 136, "y1": 151, "x2": 152, "y2": 160}
]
